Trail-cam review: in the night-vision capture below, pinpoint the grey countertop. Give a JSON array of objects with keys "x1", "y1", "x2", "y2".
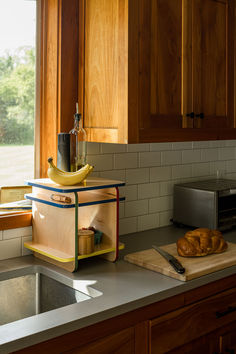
[{"x1": 1, "y1": 225, "x2": 236, "y2": 353}]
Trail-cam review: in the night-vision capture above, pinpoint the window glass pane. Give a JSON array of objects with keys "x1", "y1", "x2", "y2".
[{"x1": 0, "y1": 0, "x2": 36, "y2": 188}]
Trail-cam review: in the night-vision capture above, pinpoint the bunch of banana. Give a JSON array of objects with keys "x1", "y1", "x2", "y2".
[{"x1": 47, "y1": 157, "x2": 93, "y2": 186}]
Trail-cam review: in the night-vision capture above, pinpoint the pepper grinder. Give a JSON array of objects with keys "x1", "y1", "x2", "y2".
[{"x1": 57, "y1": 133, "x2": 70, "y2": 171}]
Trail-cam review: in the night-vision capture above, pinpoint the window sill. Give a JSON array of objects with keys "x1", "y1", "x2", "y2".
[{"x1": 0, "y1": 212, "x2": 32, "y2": 231}]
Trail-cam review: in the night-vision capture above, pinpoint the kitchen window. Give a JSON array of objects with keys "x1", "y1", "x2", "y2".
[
  {"x1": 0, "y1": 0, "x2": 37, "y2": 187},
  {"x1": 0, "y1": 0, "x2": 80, "y2": 230},
  {"x1": 0, "y1": 0, "x2": 38, "y2": 229}
]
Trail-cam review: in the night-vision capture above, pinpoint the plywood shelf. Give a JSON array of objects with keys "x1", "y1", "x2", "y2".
[
  {"x1": 24, "y1": 241, "x2": 73, "y2": 262},
  {"x1": 78, "y1": 242, "x2": 124, "y2": 260},
  {"x1": 24, "y1": 241, "x2": 124, "y2": 262}
]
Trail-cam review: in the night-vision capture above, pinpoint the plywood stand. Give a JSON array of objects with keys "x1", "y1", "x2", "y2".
[{"x1": 24, "y1": 177, "x2": 125, "y2": 272}]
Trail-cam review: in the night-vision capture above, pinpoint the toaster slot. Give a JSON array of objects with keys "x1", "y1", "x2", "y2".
[{"x1": 218, "y1": 194, "x2": 236, "y2": 229}]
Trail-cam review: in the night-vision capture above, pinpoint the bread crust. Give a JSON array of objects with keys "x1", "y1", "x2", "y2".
[{"x1": 177, "y1": 228, "x2": 228, "y2": 257}]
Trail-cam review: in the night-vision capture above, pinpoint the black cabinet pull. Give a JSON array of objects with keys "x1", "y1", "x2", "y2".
[
  {"x1": 196, "y1": 112, "x2": 204, "y2": 119},
  {"x1": 215, "y1": 306, "x2": 236, "y2": 318},
  {"x1": 186, "y1": 112, "x2": 195, "y2": 118}
]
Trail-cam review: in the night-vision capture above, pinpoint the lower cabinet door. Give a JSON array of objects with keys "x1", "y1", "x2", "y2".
[
  {"x1": 149, "y1": 288, "x2": 236, "y2": 354},
  {"x1": 167, "y1": 333, "x2": 218, "y2": 354},
  {"x1": 65, "y1": 327, "x2": 135, "y2": 354}
]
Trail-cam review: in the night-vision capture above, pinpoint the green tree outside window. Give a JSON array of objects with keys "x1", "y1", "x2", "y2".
[{"x1": 0, "y1": 46, "x2": 35, "y2": 145}]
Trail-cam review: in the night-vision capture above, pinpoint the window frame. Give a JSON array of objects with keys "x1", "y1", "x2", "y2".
[{"x1": 0, "y1": 0, "x2": 80, "y2": 230}]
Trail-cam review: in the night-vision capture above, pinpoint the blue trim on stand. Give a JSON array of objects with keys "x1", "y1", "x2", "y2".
[
  {"x1": 26, "y1": 181, "x2": 125, "y2": 193},
  {"x1": 25, "y1": 194, "x2": 125, "y2": 209},
  {"x1": 25, "y1": 195, "x2": 74, "y2": 208}
]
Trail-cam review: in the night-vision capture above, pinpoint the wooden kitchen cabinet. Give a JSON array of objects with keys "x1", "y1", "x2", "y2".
[
  {"x1": 191, "y1": 0, "x2": 234, "y2": 132},
  {"x1": 79, "y1": 0, "x2": 235, "y2": 144},
  {"x1": 166, "y1": 334, "x2": 219, "y2": 354},
  {"x1": 149, "y1": 287, "x2": 236, "y2": 353},
  {"x1": 65, "y1": 327, "x2": 135, "y2": 354},
  {"x1": 170, "y1": 321, "x2": 236, "y2": 354}
]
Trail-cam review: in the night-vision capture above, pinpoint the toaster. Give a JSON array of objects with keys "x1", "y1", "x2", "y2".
[{"x1": 173, "y1": 179, "x2": 236, "y2": 231}]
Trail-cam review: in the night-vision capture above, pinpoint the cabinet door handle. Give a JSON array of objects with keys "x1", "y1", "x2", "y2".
[
  {"x1": 186, "y1": 112, "x2": 195, "y2": 118},
  {"x1": 196, "y1": 112, "x2": 204, "y2": 119},
  {"x1": 215, "y1": 306, "x2": 236, "y2": 318}
]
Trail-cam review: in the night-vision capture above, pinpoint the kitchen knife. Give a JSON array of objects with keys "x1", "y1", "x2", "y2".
[{"x1": 152, "y1": 245, "x2": 185, "y2": 274}]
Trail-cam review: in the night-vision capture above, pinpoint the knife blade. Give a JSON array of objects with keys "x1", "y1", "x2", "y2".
[{"x1": 152, "y1": 245, "x2": 185, "y2": 274}]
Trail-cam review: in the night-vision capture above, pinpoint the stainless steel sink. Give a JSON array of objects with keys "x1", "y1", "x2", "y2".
[{"x1": 0, "y1": 267, "x2": 102, "y2": 326}]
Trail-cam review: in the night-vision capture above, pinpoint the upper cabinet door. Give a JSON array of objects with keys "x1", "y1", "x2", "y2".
[
  {"x1": 82, "y1": 0, "x2": 129, "y2": 144},
  {"x1": 139, "y1": 0, "x2": 185, "y2": 131},
  {"x1": 80, "y1": 0, "x2": 235, "y2": 144},
  {"x1": 192, "y1": 0, "x2": 234, "y2": 130}
]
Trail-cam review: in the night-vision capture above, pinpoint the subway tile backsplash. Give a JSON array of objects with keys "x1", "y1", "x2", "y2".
[
  {"x1": 0, "y1": 238, "x2": 22, "y2": 260},
  {"x1": 87, "y1": 140, "x2": 236, "y2": 235},
  {"x1": 0, "y1": 227, "x2": 33, "y2": 260},
  {"x1": 1, "y1": 140, "x2": 236, "y2": 260}
]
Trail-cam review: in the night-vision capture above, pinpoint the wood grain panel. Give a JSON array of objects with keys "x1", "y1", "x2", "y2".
[
  {"x1": 182, "y1": 0, "x2": 193, "y2": 128},
  {"x1": 135, "y1": 321, "x2": 149, "y2": 354},
  {"x1": 139, "y1": 0, "x2": 151, "y2": 131},
  {"x1": 219, "y1": 322, "x2": 236, "y2": 353},
  {"x1": 59, "y1": 0, "x2": 79, "y2": 134},
  {"x1": 78, "y1": 0, "x2": 235, "y2": 144},
  {"x1": 34, "y1": 253, "x2": 76, "y2": 272},
  {"x1": 150, "y1": 0, "x2": 182, "y2": 116},
  {"x1": 0, "y1": 213, "x2": 32, "y2": 231},
  {"x1": 167, "y1": 331, "x2": 219, "y2": 354},
  {"x1": 66, "y1": 327, "x2": 135, "y2": 354},
  {"x1": 40, "y1": 0, "x2": 79, "y2": 177},
  {"x1": 78, "y1": 202, "x2": 117, "y2": 262},
  {"x1": 40, "y1": 0, "x2": 60, "y2": 177},
  {"x1": 139, "y1": 0, "x2": 183, "y2": 130},
  {"x1": 78, "y1": 0, "x2": 85, "y2": 128},
  {"x1": 192, "y1": 0, "x2": 227, "y2": 129},
  {"x1": 32, "y1": 202, "x2": 75, "y2": 255},
  {"x1": 84, "y1": 0, "x2": 120, "y2": 129},
  {"x1": 150, "y1": 288, "x2": 236, "y2": 353},
  {"x1": 226, "y1": 0, "x2": 235, "y2": 129},
  {"x1": 127, "y1": 0, "x2": 139, "y2": 143},
  {"x1": 83, "y1": 0, "x2": 129, "y2": 143},
  {"x1": 138, "y1": 127, "x2": 218, "y2": 143}
]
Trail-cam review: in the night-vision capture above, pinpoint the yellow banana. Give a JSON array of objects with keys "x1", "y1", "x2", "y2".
[
  {"x1": 47, "y1": 157, "x2": 94, "y2": 186},
  {"x1": 47, "y1": 157, "x2": 88, "y2": 175}
]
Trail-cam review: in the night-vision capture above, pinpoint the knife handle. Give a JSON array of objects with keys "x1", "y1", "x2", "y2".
[{"x1": 169, "y1": 259, "x2": 185, "y2": 274}]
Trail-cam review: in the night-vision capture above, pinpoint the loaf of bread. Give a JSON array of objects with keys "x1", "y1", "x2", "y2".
[{"x1": 177, "y1": 228, "x2": 228, "y2": 257}]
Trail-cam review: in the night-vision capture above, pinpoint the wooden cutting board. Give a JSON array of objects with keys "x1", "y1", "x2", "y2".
[{"x1": 124, "y1": 242, "x2": 236, "y2": 281}]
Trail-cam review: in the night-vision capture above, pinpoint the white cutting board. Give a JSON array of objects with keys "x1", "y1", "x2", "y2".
[{"x1": 124, "y1": 242, "x2": 236, "y2": 281}]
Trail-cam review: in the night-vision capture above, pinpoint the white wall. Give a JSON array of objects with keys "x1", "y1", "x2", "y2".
[{"x1": 2, "y1": 139, "x2": 236, "y2": 260}]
